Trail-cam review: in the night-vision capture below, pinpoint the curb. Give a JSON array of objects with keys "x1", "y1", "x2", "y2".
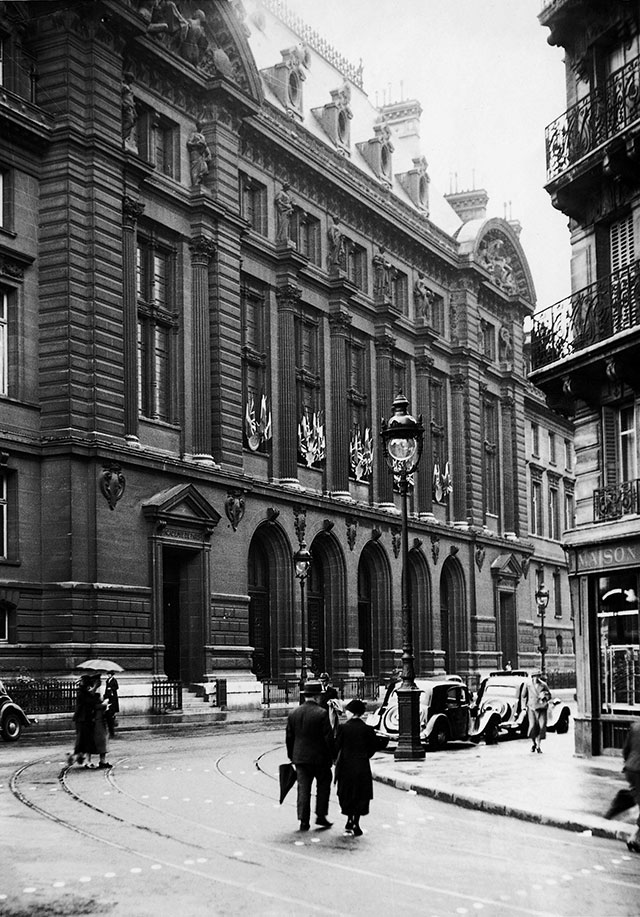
[{"x1": 371, "y1": 769, "x2": 633, "y2": 843}]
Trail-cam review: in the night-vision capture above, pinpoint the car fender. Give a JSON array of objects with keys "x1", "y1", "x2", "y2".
[
  {"x1": 547, "y1": 701, "x2": 571, "y2": 731},
  {"x1": 1, "y1": 702, "x2": 33, "y2": 728},
  {"x1": 469, "y1": 709, "x2": 501, "y2": 739},
  {"x1": 425, "y1": 713, "x2": 448, "y2": 740}
]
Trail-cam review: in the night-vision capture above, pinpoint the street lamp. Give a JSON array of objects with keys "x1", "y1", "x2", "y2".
[
  {"x1": 535, "y1": 582, "x2": 550, "y2": 674},
  {"x1": 294, "y1": 541, "x2": 312, "y2": 697},
  {"x1": 380, "y1": 392, "x2": 425, "y2": 761}
]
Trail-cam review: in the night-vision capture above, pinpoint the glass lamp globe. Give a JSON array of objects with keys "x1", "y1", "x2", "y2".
[{"x1": 387, "y1": 436, "x2": 418, "y2": 465}]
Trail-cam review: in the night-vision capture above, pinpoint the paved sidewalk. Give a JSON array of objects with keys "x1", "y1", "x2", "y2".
[{"x1": 370, "y1": 725, "x2": 638, "y2": 843}]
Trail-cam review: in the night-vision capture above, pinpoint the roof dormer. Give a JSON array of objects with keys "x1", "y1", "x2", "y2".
[
  {"x1": 357, "y1": 122, "x2": 394, "y2": 186},
  {"x1": 261, "y1": 44, "x2": 310, "y2": 120},
  {"x1": 312, "y1": 81, "x2": 353, "y2": 155}
]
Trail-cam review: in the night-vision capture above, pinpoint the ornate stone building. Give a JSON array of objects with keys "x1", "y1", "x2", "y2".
[
  {"x1": 532, "y1": 0, "x2": 640, "y2": 755},
  {"x1": 0, "y1": 0, "x2": 570, "y2": 708}
]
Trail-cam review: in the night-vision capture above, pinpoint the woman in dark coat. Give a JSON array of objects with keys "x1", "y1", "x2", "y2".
[
  {"x1": 334, "y1": 698, "x2": 379, "y2": 836},
  {"x1": 69, "y1": 674, "x2": 96, "y2": 765}
]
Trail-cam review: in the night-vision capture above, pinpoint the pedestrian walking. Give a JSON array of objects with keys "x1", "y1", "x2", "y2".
[
  {"x1": 523, "y1": 670, "x2": 551, "y2": 753},
  {"x1": 104, "y1": 671, "x2": 120, "y2": 738},
  {"x1": 91, "y1": 675, "x2": 112, "y2": 769},
  {"x1": 319, "y1": 672, "x2": 343, "y2": 737},
  {"x1": 68, "y1": 674, "x2": 96, "y2": 766},
  {"x1": 334, "y1": 699, "x2": 379, "y2": 837},
  {"x1": 605, "y1": 719, "x2": 640, "y2": 853},
  {"x1": 285, "y1": 680, "x2": 335, "y2": 832}
]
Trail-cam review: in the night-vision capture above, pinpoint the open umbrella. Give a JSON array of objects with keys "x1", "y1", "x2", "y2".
[
  {"x1": 279, "y1": 763, "x2": 297, "y2": 804},
  {"x1": 76, "y1": 659, "x2": 124, "y2": 673}
]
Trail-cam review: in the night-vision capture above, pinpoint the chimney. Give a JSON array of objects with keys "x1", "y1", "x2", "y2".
[{"x1": 444, "y1": 187, "x2": 488, "y2": 224}]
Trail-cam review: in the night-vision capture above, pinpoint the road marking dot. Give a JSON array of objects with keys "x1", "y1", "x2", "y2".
[
  {"x1": 545, "y1": 879, "x2": 557, "y2": 885},
  {"x1": 473, "y1": 905, "x2": 484, "y2": 911},
  {"x1": 593, "y1": 865, "x2": 604, "y2": 871},
  {"x1": 205, "y1": 799, "x2": 213, "y2": 803},
  {"x1": 141, "y1": 795, "x2": 149, "y2": 799},
  {"x1": 532, "y1": 884, "x2": 543, "y2": 891},
  {"x1": 104, "y1": 872, "x2": 116, "y2": 878},
  {"x1": 580, "y1": 869, "x2": 590, "y2": 875},
  {"x1": 294, "y1": 840, "x2": 304, "y2": 846},
  {"x1": 247, "y1": 802, "x2": 255, "y2": 807},
  {"x1": 0, "y1": 894, "x2": 7, "y2": 900},
  {"x1": 184, "y1": 859, "x2": 195, "y2": 865},
  {"x1": 182, "y1": 798, "x2": 190, "y2": 802},
  {"x1": 562, "y1": 874, "x2": 573, "y2": 881},
  {"x1": 52, "y1": 881, "x2": 65, "y2": 888},
  {"x1": 23, "y1": 887, "x2": 37, "y2": 893},
  {"x1": 234, "y1": 852, "x2": 243, "y2": 857},
  {"x1": 130, "y1": 868, "x2": 142, "y2": 874},
  {"x1": 311, "y1": 838, "x2": 320, "y2": 844},
  {"x1": 196, "y1": 858, "x2": 207, "y2": 864},
  {"x1": 611, "y1": 859, "x2": 621, "y2": 865},
  {"x1": 151, "y1": 864, "x2": 162, "y2": 870},
  {"x1": 79, "y1": 877, "x2": 91, "y2": 883}
]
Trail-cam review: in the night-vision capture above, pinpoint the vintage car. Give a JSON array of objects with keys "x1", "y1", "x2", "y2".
[
  {"x1": 0, "y1": 680, "x2": 36, "y2": 742},
  {"x1": 473, "y1": 670, "x2": 571, "y2": 739},
  {"x1": 366, "y1": 677, "x2": 502, "y2": 750}
]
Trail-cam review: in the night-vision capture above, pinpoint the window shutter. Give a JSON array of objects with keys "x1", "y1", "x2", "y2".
[
  {"x1": 602, "y1": 406, "x2": 619, "y2": 485},
  {"x1": 610, "y1": 215, "x2": 635, "y2": 273}
]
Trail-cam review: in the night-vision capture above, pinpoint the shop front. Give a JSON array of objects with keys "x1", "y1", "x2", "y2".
[{"x1": 568, "y1": 535, "x2": 640, "y2": 756}]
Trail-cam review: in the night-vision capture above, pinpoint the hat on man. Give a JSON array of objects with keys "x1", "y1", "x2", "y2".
[
  {"x1": 345, "y1": 698, "x2": 366, "y2": 716},
  {"x1": 302, "y1": 680, "x2": 323, "y2": 696}
]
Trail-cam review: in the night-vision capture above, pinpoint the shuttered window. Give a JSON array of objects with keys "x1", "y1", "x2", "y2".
[
  {"x1": 602, "y1": 404, "x2": 637, "y2": 485},
  {"x1": 610, "y1": 215, "x2": 635, "y2": 273}
]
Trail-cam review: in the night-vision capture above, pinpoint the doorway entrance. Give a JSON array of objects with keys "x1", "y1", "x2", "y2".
[
  {"x1": 161, "y1": 546, "x2": 205, "y2": 683},
  {"x1": 499, "y1": 591, "x2": 518, "y2": 668}
]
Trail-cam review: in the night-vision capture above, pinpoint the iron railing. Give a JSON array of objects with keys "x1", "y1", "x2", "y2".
[
  {"x1": 150, "y1": 678, "x2": 182, "y2": 714},
  {"x1": 531, "y1": 260, "x2": 640, "y2": 369},
  {"x1": 546, "y1": 54, "x2": 640, "y2": 181},
  {"x1": 262, "y1": 676, "x2": 380, "y2": 706},
  {"x1": 2, "y1": 679, "x2": 77, "y2": 714},
  {"x1": 593, "y1": 479, "x2": 640, "y2": 522}
]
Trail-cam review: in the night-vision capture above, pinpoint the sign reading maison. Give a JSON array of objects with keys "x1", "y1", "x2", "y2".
[{"x1": 574, "y1": 542, "x2": 640, "y2": 572}]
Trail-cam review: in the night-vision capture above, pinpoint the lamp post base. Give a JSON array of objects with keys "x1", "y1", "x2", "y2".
[{"x1": 393, "y1": 684, "x2": 426, "y2": 761}]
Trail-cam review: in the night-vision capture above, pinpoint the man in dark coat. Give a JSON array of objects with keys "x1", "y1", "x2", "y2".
[{"x1": 286, "y1": 680, "x2": 335, "y2": 831}]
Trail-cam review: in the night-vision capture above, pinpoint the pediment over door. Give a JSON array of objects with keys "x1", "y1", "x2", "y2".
[
  {"x1": 490, "y1": 553, "x2": 523, "y2": 589},
  {"x1": 142, "y1": 483, "x2": 221, "y2": 540}
]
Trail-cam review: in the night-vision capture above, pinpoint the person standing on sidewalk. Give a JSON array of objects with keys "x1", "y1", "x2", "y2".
[
  {"x1": 606, "y1": 719, "x2": 640, "y2": 853},
  {"x1": 523, "y1": 671, "x2": 551, "y2": 753},
  {"x1": 285, "y1": 680, "x2": 335, "y2": 832},
  {"x1": 104, "y1": 671, "x2": 120, "y2": 739}
]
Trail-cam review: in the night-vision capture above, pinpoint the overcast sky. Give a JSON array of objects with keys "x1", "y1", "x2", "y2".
[{"x1": 283, "y1": 0, "x2": 571, "y2": 312}]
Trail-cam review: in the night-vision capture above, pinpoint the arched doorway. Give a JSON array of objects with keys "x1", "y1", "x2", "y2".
[
  {"x1": 248, "y1": 538, "x2": 270, "y2": 678},
  {"x1": 357, "y1": 541, "x2": 392, "y2": 678},
  {"x1": 307, "y1": 531, "x2": 347, "y2": 677},
  {"x1": 247, "y1": 522, "x2": 293, "y2": 680},
  {"x1": 409, "y1": 547, "x2": 431, "y2": 676},
  {"x1": 440, "y1": 556, "x2": 466, "y2": 675}
]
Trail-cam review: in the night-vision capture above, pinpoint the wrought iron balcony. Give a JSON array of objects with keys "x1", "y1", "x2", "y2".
[
  {"x1": 593, "y1": 479, "x2": 640, "y2": 523},
  {"x1": 545, "y1": 54, "x2": 640, "y2": 182},
  {"x1": 531, "y1": 260, "x2": 640, "y2": 369}
]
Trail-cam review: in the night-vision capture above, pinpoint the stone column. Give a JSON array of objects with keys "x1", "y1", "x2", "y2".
[
  {"x1": 500, "y1": 391, "x2": 516, "y2": 535},
  {"x1": 415, "y1": 353, "x2": 433, "y2": 516},
  {"x1": 122, "y1": 196, "x2": 145, "y2": 446},
  {"x1": 189, "y1": 234, "x2": 216, "y2": 462},
  {"x1": 328, "y1": 310, "x2": 352, "y2": 496},
  {"x1": 276, "y1": 283, "x2": 302, "y2": 483},
  {"x1": 375, "y1": 332, "x2": 396, "y2": 506},
  {"x1": 450, "y1": 372, "x2": 468, "y2": 523}
]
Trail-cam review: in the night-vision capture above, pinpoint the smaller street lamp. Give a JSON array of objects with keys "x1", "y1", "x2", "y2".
[
  {"x1": 294, "y1": 541, "x2": 312, "y2": 696},
  {"x1": 535, "y1": 583, "x2": 550, "y2": 675},
  {"x1": 380, "y1": 392, "x2": 425, "y2": 761}
]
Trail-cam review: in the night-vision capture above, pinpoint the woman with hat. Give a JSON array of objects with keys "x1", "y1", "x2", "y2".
[{"x1": 334, "y1": 699, "x2": 379, "y2": 836}]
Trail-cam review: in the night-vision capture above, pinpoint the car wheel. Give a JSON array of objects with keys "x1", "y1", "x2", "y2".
[
  {"x1": 485, "y1": 721, "x2": 500, "y2": 745},
  {"x1": 1, "y1": 712, "x2": 22, "y2": 742},
  {"x1": 555, "y1": 711, "x2": 570, "y2": 735},
  {"x1": 428, "y1": 725, "x2": 448, "y2": 751}
]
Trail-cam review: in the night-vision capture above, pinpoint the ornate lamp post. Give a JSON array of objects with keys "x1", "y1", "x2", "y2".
[
  {"x1": 380, "y1": 392, "x2": 425, "y2": 761},
  {"x1": 535, "y1": 583, "x2": 550, "y2": 674},
  {"x1": 294, "y1": 541, "x2": 312, "y2": 696}
]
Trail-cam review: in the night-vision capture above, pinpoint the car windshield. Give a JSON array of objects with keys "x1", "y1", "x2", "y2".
[{"x1": 391, "y1": 680, "x2": 435, "y2": 706}]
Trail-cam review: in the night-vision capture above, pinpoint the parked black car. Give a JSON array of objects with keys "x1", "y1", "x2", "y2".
[
  {"x1": 0, "y1": 680, "x2": 36, "y2": 742},
  {"x1": 473, "y1": 670, "x2": 571, "y2": 739},
  {"x1": 367, "y1": 677, "x2": 502, "y2": 750}
]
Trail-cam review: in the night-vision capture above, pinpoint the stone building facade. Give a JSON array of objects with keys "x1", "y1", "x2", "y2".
[
  {"x1": 532, "y1": 0, "x2": 640, "y2": 754},
  {"x1": 0, "y1": 0, "x2": 570, "y2": 708}
]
